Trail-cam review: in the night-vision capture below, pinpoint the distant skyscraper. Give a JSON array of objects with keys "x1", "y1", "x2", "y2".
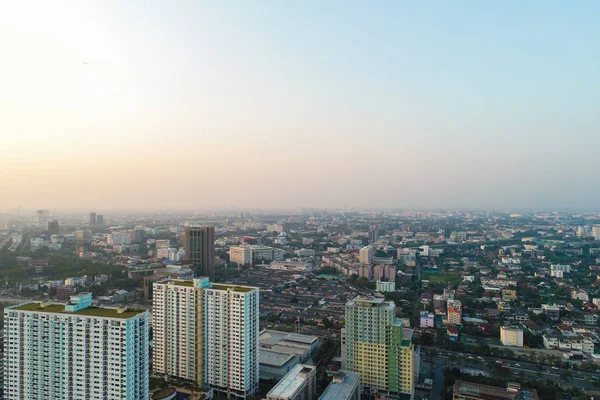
[
  {"x1": 36, "y1": 209, "x2": 49, "y2": 224},
  {"x1": 373, "y1": 264, "x2": 385, "y2": 281},
  {"x1": 96, "y1": 214, "x2": 104, "y2": 225},
  {"x1": 129, "y1": 228, "x2": 144, "y2": 244},
  {"x1": 185, "y1": 227, "x2": 215, "y2": 280},
  {"x1": 89, "y1": 212, "x2": 96, "y2": 225},
  {"x1": 368, "y1": 225, "x2": 379, "y2": 244},
  {"x1": 359, "y1": 245, "x2": 374, "y2": 265},
  {"x1": 47, "y1": 220, "x2": 59, "y2": 235},
  {"x1": 3, "y1": 293, "x2": 149, "y2": 400},
  {"x1": 152, "y1": 278, "x2": 259, "y2": 399},
  {"x1": 593, "y1": 226, "x2": 600, "y2": 241},
  {"x1": 343, "y1": 296, "x2": 418, "y2": 398}
]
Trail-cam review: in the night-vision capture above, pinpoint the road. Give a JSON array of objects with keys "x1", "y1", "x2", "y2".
[
  {"x1": 0, "y1": 296, "x2": 28, "y2": 304},
  {"x1": 422, "y1": 348, "x2": 600, "y2": 392}
]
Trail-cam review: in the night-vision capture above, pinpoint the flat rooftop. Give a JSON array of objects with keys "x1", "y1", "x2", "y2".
[
  {"x1": 319, "y1": 371, "x2": 360, "y2": 400},
  {"x1": 347, "y1": 296, "x2": 392, "y2": 308},
  {"x1": 453, "y1": 381, "x2": 538, "y2": 400},
  {"x1": 267, "y1": 364, "x2": 315, "y2": 398},
  {"x1": 12, "y1": 302, "x2": 145, "y2": 319},
  {"x1": 259, "y1": 348, "x2": 296, "y2": 367},
  {"x1": 211, "y1": 283, "x2": 255, "y2": 293},
  {"x1": 260, "y1": 330, "x2": 319, "y2": 348},
  {"x1": 285, "y1": 333, "x2": 319, "y2": 344},
  {"x1": 169, "y1": 280, "x2": 194, "y2": 287}
]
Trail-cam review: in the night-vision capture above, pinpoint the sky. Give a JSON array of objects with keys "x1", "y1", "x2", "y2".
[{"x1": 1, "y1": 1, "x2": 599, "y2": 212}]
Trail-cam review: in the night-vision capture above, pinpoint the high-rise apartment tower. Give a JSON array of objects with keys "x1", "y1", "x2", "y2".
[
  {"x1": 342, "y1": 296, "x2": 419, "y2": 399},
  {"x1": 3, "y1": 293, "x2": 149, "y2": 400},
  {"x1": 185, "y1": 227, "x2": 215, "y2": 280},
  {"x1": 152, "y1": 278, "x2": 259, "y2": 399}
]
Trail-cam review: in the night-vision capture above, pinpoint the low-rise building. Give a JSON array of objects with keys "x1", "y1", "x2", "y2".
[
  {"x1": 453, "y1": 381, "x2": 538, "y2": 400},
  {"x1": 420, "y1": 311, "x2": 434, "y2": 328},
  {"x1": 447, "y1": 300, "x2": 462, "y2": 325},
  {"x1": 230, "y1": 245, "x2": 284, "y2": 265},
  {"x1": 502, "y1": 289, "x2": 517, "y2": 301},
  {"x1": 543, "y1": 331, "x2": 595, "y2": 353},
  {"x1": 64, "y1": 276, "x2": 87, "y2": 287},
  {"x1": 376, "y1": 281, "x2": 395, "y2": 293},
  {"x1": 571, "y1": 289, "x2": 589, "y2": 301},
  {"x1": 319, "y1": 371, "x2": 360, "y2": 400},
  {"x1": 500, "y1": 326, "x2": 524, "y2": 347},
  {"x1": 481, "y1": 278, "x2": 517, "y2": 288},
  {"x1": 294, "y1": 249, "x2": 316, "y2": 257},
  {"x1": 266, "y1": 364, "x2": 316, "y2": 400},
  {"x1": 259, "y1": 330, "x2": 320, "y2": 380}
]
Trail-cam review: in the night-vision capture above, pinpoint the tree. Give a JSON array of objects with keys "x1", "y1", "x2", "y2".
[
  {"x1": 421, "y1": 332, "x2": 434, "y2": 346},
  {"x1": 321, "y1": 317, "x2": 333, "y2": 328}
]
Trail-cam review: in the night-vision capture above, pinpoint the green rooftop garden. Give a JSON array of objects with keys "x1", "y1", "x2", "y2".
[
  {"x1": 169, "y1": 280, "x2": 194, "y2": 287},
  {"x1": 13, "y1": 303, "x2": 145, "y2": 319},
  {"x1": 211, "y1": 284, "x2": 254, "y2": 293}
]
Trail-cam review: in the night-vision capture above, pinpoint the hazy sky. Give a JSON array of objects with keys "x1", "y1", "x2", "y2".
[{"x1": 1, "y1": 1, "x2": 599, "y2": 212}]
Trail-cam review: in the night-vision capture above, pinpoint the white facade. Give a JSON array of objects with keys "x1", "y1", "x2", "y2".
[
  {"x1": 156, "y1": 247, "x2": 171, "y2": 259},
  {"x1": 11, "y1": 233, "x2": 22, "y2": 244},
  {"x1": 3, "y1": 294, "x2": 149, "y2": 400},
  {"x1": 571, "y1": 290, "x2": 589, "y2": 301},
  {"x1": 500, "y1": 327, "x2": 524, "y2": 347},
  {"x1": 230, "y1": 245, "x2": 253, "y2": 265},
  {"x1": 156, "y1": 239, "x2": 171, "y2": 249},
  {"x1": 152, "y1": 279, "x2": 205, "y2": 381},
  {"x1": 359, "y1": 246, "x2": 374, "y2": 265},
  {"x1": 550, "y1": 269, "x2": 564, "y2": 278},
  {"x1": 65, "y1": 276, "x2": 88, "y2": 287},
  {"x1": 108, "y1": 232, "x2": 131, "y2": 246},
  {"x1": 152, "y1": 278, "x2": 260, "y2": 400},
  {"x1": 294, "y1": 248, "x2": 316, "y2": 257},
  {"x1": 266, "y1": 364, "x2": 316, "y2": 400},
  {"x1": 229, "y1": 245, "x2": 284, "y2": 265},
  {"x1": 376, "y1": 281, "x2": 395, "y2": 293}
]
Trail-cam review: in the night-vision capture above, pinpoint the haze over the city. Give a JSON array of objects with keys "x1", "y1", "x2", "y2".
[{"x1": 1, "y1": 1, "x2": 599, "y2": 211}]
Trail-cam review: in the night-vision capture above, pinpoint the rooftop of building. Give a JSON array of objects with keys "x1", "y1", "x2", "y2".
[
  {"x1": 260, "y1": 329, "x2": 319, "y2": 346},
  {"x1": 259, "y1": 348, "x2": 296, "y2": 367},
  {"x1": 11, "y1": 302, "x2": 145, "y2": 319},
  {"x1": 319, "y1": 371, "x2": 360, "y2": 400},
  {"x1": 169, "y1": 280, "x2": 194, "y2": 287},
  {"x1": 210, "y1": 283, "x2": 255, "y2": 293},
  {"x1": 267, "y1": 364, "x2": 315, "y2": 398},
  {"x1": 453, "y1": 380, "x2": 538, "y2": 400},
  {"x1": 346, "y1": 295, "x2": 393, "y2": 308}
]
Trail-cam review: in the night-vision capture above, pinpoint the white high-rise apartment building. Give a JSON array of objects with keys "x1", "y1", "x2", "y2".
[
  {"x1": 152, "y1": 278, "x2": 259, "y2": 399},
  {"x1": 3, "y1": 293, "x2": 149, "y2": 400},
  {"x1": 359, "y1": 245, "x2": 374, "y2": 265}
]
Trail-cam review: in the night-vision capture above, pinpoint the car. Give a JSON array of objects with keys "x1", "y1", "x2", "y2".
[
  {"x1": 552, "y1": 366, "x2": 559, "y2": 370},
  {"x1": 468, "y1": 356, "x2": 474, "y2": 360},
  {"x1": 515, "y1": 363, "x2": 521, "y2": 367},
  {"x1": 495, "y1": 360, "x2": 503, "y2": 364}
]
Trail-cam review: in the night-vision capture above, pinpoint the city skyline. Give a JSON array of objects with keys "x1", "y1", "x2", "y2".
[{"x1": 2, "y1": 2, "x2": 599, "y2": 210}]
